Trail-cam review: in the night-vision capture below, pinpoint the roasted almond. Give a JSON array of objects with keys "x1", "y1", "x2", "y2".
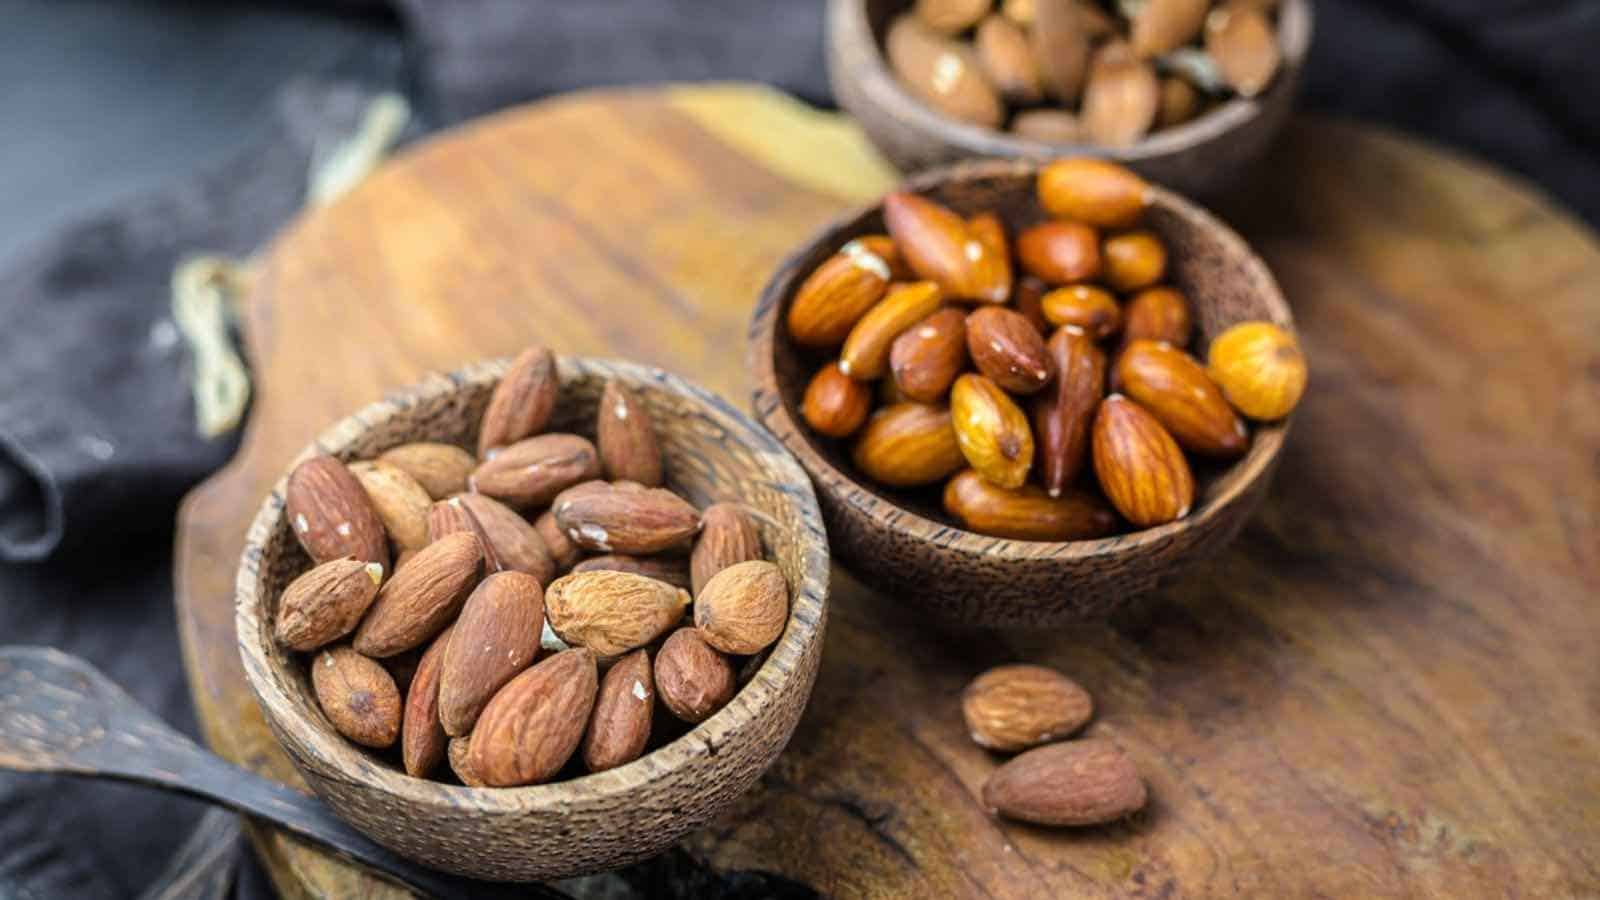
[
  {"x1": 891, "y1": 308, "x2": 969, "y2": 404},
  {"x1": 1034, "y1": 326, "x2": 1107, "y2": 495},
  {"x1": 982, "y1": 738, "x2": 1147, "y2": 825},
  {"x1": 951, "y1": 374, "x2": 1035, "y2": 490},
  {"x1": 944, "y1": 469, "x2": 1117, "y2": 541},
  {"x1": 312, "y1": 645, "x2": 401, "y2": 749},
  {"x1": 1206, "y1": 2, "x2": 1281, "y2": 98},
  {"x1": 802, "y1": 361, "x2": 873, "y2": 438},
  {"x1": 377, "y1": 442, "x2": 476, "y2": 500},
  {"x1": 583, "y1": 648, "x2": 654, "y2": 772},
  {"x1": 534, "y1": 509, "x2": 582, "y2": 571},
  {"x1": 964, "y1": 212, "x2": 1014, "y2": 304},
  {"x1": 597, "y1": 381, "x2": 663, "y2": 487},
  {"x1": 694, "y1": 560, "x2": 789, "y2": 655},
  {"x1": 274, "y1": 558, "x2": 385, "y2": 652},
  {"x1": 840, "y1": 281, "x2": 944, "y2": 380},
  {"x1": 469, "y1": 647, "x2": 598, "y2": 787},
  {"x1": 1010, "y1": 109, "x2": 1084, "y2": 143},
  {"x1": 553, "y1": 483, "x2": 700, "y2": 554},
  {"x1": 879, "y1": 374, "x2": 911, "y2": 406},
  {"x1": 1091, "y1": 394, "x2": 1195, "y2": 527},
  {"x1": 573, "y1": 554, "x2": 692, "y2": 590},
  {"x1": 655, "y1": 628, "x2": 736, "y2": 724},
  {"x1": 1116, "y1": 340, "x2": 1247, "y2": 457},
  {"x1": 1082, "y1": 40, "x2": 1160, "y2": 148},
  {"x1": 843, "y1": 234, "x2": 915, "y2": 281},
  {"x1": 1032, "y1": 0, "x2": 1091, "y2": 102},
  {"x1": 1122, "y1": 286, "x2": 1193, "y2": 347},
  {"x1": 787, "y1": 250, "x2": 891, "y2": 348},
  {"x1": 975, "y1": 14, "x2": 1043, "y2": 104},
  {"x1": 1002, "y1": 0, "x2": 1034, "y2": 27},
  {"x1": 690, "y1": 503, "x2": 764, "y2": 597},
  {"x1": 852, "y1": 402, "x2": 965, "y2": 488},
  {"x1": 470, "y1": 433, "x2": 600, "y2": 510},
  {"x1": 401, "y1": 624, "x2": 454, "y2": 778},
  {"x1": 479, "y1": 345, "x2": 558, "y2": 457},
  {"x1": 1012, "y1": 277, "x2": 1052, "y2": 336},
  {"x1": 448, "y1": 735, "x2": 487, "y2": 787},
  {"x1": 1131, "y1": 0, "x2": 1209, "y2": 58},
  {"x1": 349, "y1": 461, "x2": 432, "y2": 554},
  {"x1": 1206, "y1": 320, "x2": 1307, "y2": 420},
  {"x1": 438, "y1": 571, "x2": 544, "y2": 736},
  {"x1": 427, "y1": 496, "x2": 502, "y2": 572},
  {"x1": 1037, "y1": 158, "x2": 1149, "y2": 229},
  {"x1": 966, "y1": 306, "x2": 1054, "y2": 395},
  {"x1": 962, "y1": 664, "x2": 1094, "y2": 751},
  {"x1": 285, "y1": 454, "x2": 389, "y2": 570},
  {"x1": 914, "y1": 0, "x2": 990, "y2": 33},
  {"x1": 352, "y1": 531, "x2": 483, "y2": 657},
  {"x1": 1017, "y1": 221, "x2": 1102, "y2": 285},
  {"x1": 544, "y1": 570, "x2": 690, "y2": 658},
  {"x1": 1041, "y1": 285, "x2": 1122, "y2": 340},
  {"x1": 454, "y1": 493, "x2": 556, "y2": 584},
  {"x1": 887, "y1": 15, "x2": 1004, "y2": 129},
  {"x1": 883, "y1": 192, "x2": 1008, "y2": 304},
  {"x1": 1102, "y1": 230, "x2": 1168, "y2": 292}
]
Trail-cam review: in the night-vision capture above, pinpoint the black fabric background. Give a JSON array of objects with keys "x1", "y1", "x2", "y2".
[{"x1": 0, "y1": 1, "x2": 1596, "y2": 897}]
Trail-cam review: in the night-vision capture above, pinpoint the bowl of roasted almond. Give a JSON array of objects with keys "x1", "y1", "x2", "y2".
[
  {"x1": 236, "y1": 351, "x2": 828, "y2": 882},
  {"x1": 749, "y1": 157, "x2": 1302, "y2": 625}
]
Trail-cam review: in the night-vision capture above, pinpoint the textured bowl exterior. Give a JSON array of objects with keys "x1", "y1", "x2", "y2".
[
  {"x1": 828, "y1": 0, "x2": 1313, "y2": 196},
  {"x1": 237, "y1": 357, "x2": 829, "y2": 882},
  {"x1": 747, "y1": 159, "x2": 1291, "y2": 627}
]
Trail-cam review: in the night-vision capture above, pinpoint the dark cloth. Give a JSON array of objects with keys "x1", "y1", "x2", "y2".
[{"x1": 1, "y1": 1, "x2": 1597, "y2": 898}]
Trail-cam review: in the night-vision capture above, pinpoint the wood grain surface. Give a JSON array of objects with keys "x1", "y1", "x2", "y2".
[{"x1": 174, "y1": 83, "x2": 1600, "y2": 897}]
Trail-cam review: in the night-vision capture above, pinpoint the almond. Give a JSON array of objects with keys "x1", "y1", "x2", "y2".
[
  {"x1": 1082, "y1": 41, "x2": 1160, "y2": 147},
  {"x1": 1032, "y1": 0, "x2": 1091, "y2": 102},
  {"x1": 535, "y1": 509, "x2": 582, "y2": 571},
  {"x1": 426, "y1": 496, "x2": 503, "y2": 572},
  {"x1": 1034, "y1": 326, "x2": 1107, "y2": 495},
  {"x1": 851, "y1": 402, "x2": 965, "y2": 488},
  {"x1": 597, "y1": 381, "x2": 664, "y2": 487},
  {"x1": 1091, "y1": 394, "x2": 1194, "y2": 527},
  {"x1": 1076, "y1": 0, "x2": 1118, "y2": 37},
  {"x1": 573, "y1": 554, "x2": 693, "y2": 590},
  {"x1": 285, "y1": 454, "x2": 389, "y2": 570},
  {"x1": 655, "y1": 628, "x2": 736, "y2": 724},
  {"x1": 438, "y1": 571, "x2": 544, "y2": 736},
  {"x1": 1206, "y1": 2, "x2": 1281, "y2": 98},
  {"x1": 944, "y1": 469, "x2": 1117, "y2": 541},
  {"x1": 982, "y1": 738, "x2": 1147, "y2": 825},
  {"x1": 1002, "y1": 0, "x2": 1034, "y2": 26},
  {"x1": 448, "y1": 735, "x2": 487, "y2": 787},
  {"x1": 470, "y1": 433, "x2": 600, "y2": 510},
  {"x1": 1040, "y1": 285, "x2": 1122, "y2": 340},
  {"x1": 1122, "y1": 286, "x2": 1193, "y2": 347},
  {"x1": 274, "y1": 558, "x2": 385, "y2": 652},
  {"x1": 842, "y1": 234, "x2": 915, "y2": 281},
  {"x1": 1206, "y1": 320, "x2": 1307, "y2": 420},
  {"x1": 887, "y1": 15, "x2": 1004, "y2": 129},
  {"x1": 802, "y1": 361, "x2": 873, "y2": 438},
  {"x1": 787, "y1": 249, "x2": 891, "y2": 348},
  {"x1": 478, "y1": 345, "x2": 558, "y2": 456},
  {"x1": 694, "y1": 560, "x2": 789, "y2": 655},
  {"x1": 890, "y1": 308, "x2": 968, "y2": 403},
  {"x1": 914, "y1": 0, "x2": 990, "y2": 34},
  {"x1": 349, "y1": 461, "x2": 433, "y2": 554},
  {"x1": 1156, "y1": 75, "x2": 1204, "y2": 129},
  {"x1": 975, "y1": 15, "x2": 1043, "y2": 105},
  {"x1": 1017, "y1": 221, "x2": 1102, "y2": 285},
  {"x1": 966, "y1": 307, "x2": 1054, "y2": 395},
  {"x1": 951, "y1": 374, "x2": 1035, "y2": 490},
  {"x1": 582, "y1": 648, "x2": 654, "y2": 772},
  {"x1": 1131, "y1": 0, "x2": 1209, "y2": 58},
  {"x1": 690, "y1": 503, "x2": 764, "y2": 597},
  {"x1": 962, "y1": 664, "x2": 1094, "y2": 751},
  {"x1": 401, "y1": 624, "x2": 454, "y2": 778},
  {"x1": 377, "y1": 442, "x2": 476, "y2": 501},
  {"x1": 312, "y1": 646, "x2": 401, "y2": 749},
  {"x1": 964, "y1": 212, "x2": 1014, "y2": 305},
  {"x1": 454, "y1": 493, "x2": 556, "y2": 584},
  {"x1": 544, "y1": 570, "x2": 690, "y2": 658},
  {"x1": 1116, "y1": 340, "x2": 1247, "y2": 457},
  {"x1": 839, "y1": 281, "x2": 945, "y2": 380},
  {"x1": 1037, "y1": 158, "x2": 1149, "y2": 229},
  {"x1": 1012, "y1": 277, "x2": 1052, "y2": 336},
  {"x1": 553, "y1": 483, "x2": 700, "y2": 554},
  {"x1": 883, "y1": 192, "x2": 1008, "y2": 304},
  {"x1": 1102, "y1": 230, "x2": 1168, "y2": 292},
  {"x1": 469, "y1": 647, "x2": 598, "y2": 787},
  {"x1": 1010, "y1": 109, "x2": 1084, "y2": 143},
  {"x1": 879, "y1": 375, "x2": 911, "y2": 406},
  {"x1": 352, "y1": 531, "x2": 483, "y2": 657}
]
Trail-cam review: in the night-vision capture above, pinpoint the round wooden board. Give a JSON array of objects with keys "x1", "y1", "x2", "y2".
[{"x1": 175, "y1": 84, "x2": 1600, "y2": 898}]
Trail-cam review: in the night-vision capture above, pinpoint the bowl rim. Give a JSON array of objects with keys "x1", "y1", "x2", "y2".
[
  {"x1": 746, "y1": 157, "x2": 1294, "y2": 565},
  {"x1": 236, "y1": 355, "x2": 831, "y2": 812},
  {"x1": 827, "y1": 0, "x2": 1314, "y2": 162}
]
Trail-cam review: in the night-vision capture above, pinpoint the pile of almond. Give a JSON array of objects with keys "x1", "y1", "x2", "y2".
[
  {"x1": 273, "y1": 347, "x2": 790, "y2": 787},
  {"x1": 887, "y1": 0, "x2": 1286, "y2": 146},
  {"x1": 792, "y1": 158, "x2": 1306, "y2": 539},
  {"x1": 962, "y1": 663, "x2": 1146, "y2": 826}
]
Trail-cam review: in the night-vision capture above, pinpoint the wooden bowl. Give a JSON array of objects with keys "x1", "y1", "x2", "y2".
[
  {"x1": 826, "y1": 0, "x2": 1313, "y2": 196},
  {"x1": 747, "y1": 159, "x2": 1291, "y2": 627},
  {"x1": 236, "y1": 356, "x2": 829, "y2": 882}
]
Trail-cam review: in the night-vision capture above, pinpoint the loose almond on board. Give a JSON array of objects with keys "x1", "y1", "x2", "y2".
[
  {"x1": 352, "y1": 532, "x2": 483, "y2": 657},
  {"x1": 852, "y1": 402, "x2": 966, "y2": 488},
  {"x1": 1122, "y1": 286, "x2": 1193, "y2": 347},
  {"x1": 469, "y1": 647, "x2": 598, "y2": 787},
  {"x1": 597, "y1": 381, "x2": 664, "y2": 487},
  {"x1": 349, "y1": 460, "x2": 433, "y2": 554},
  {"x1": 1034, "y1": 326, "x2": 1107, "y2": 495},
  {"x1": 962, "y1": 664, "x2": 1094, "y2": 752},
  {"x1": 840, "y1": 281, "x2": 945, "y2": 381},
  {"x1": 694, "y1": 560, "x2": 789, "y2": 656},
  {"x1": 274, "y1": 558, "x2": 385, "y2": 652},
  {"x1": 1017, "y1": 221, "x2": 1102, "y2": 285},
  {"x1": 803, "y1": 361, "x2": 874, "y2": 438},
  {"x1": 887, "y1": 15, "x2": 1004, "y2": 130},
  {"x1": 1206, "y1": 320, "x2": 1307, "y2": 420},
  {"x1": 438, "y1": 571, "x2": 544, "y2": 736},
  {"x1": 454, "y1": 493, "x2": 556, "y2": 585},
  {"x1": 655, "y1": 628, "x2": 736, "y2": 724},
  {"x1": 1037, "y1": 158, "x2": 1149, "y2": 229},
  {"x1": 377, "y1": 442, "x2": 476, "y2": 500},
  {"x1": 966, "y1": 307, "x2": 1054, "y2": 395},
  {"x1": 582, "y1": 649, "x2": 654, "y2": 773},
  {"x1": 553, "y1": 483, "x2": 700, "y2": 555},
  {"x1": 1092, "y1": 394, "x2": 1195, "y2": 527},
  {"x1": 1116, "y1": 340, "x2": 1248, "y2": 457},
  {"x1": 1041, "y1": 285, "x2": 1122, "y2": 340},
  {"x1": 401, "y1": 624, "x2": 454, "y2": 778},
  {"x1": 285, "y1": 454, "x2": 389, "y2": 570},
  {"x1": 470, "y1": 433, "x2": 601, "y2": 510},
  {"x1": 312, "y1": 646, "x2": 401, "y2": 749},
  {"x1": 944, "y1": 470, "x2": 1117, "y2": 541},
  {"x1": 690, "y1": 503, "x2": 764, "y2": 597},
  {"x1": 786, "y1": 250, "x2": 891, "y2": 349},
  {"x1": 950, "y1": 374, "x2": 1035, "y2": 490},
  {"x1": 982, "y1": 738, "x2": 1147, "y2": 826},
  {"x1": 573, "y1": 554, "x2": 693, "y2": 590},
  {"x1": 890, "y1": 308, "x2": 969, "y2": 403},
  {"x1": 478, "y1": 345, "x2": 558, "y2": 457},
  {"x1": 544, "y1": 570, "x2": 690, "y2": 658}
]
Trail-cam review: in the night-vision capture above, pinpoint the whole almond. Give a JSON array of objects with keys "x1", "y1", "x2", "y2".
[
  {"x1": 401, "y1": 624, "x2": 454, "y2": 778},
  {"x1": 427, "y1": 496, "x2": 503, "y2": 572},
  {"x1": 1082, "y1": 41, "x2": 1160, "y2": 147},
  {"x1": 1206, "y1": 2, "x2": 1281, "y2": 98},
  {"x1": 975, "y1": 15, "x2": 1043, "y2": 105},
  {"x1": 1122, "y1": 286, "x2": 1193, "y2": 347},
  {"x1": 962, "y1": 664, "x2": 1094, "y2": 751},
  {"x1": 966, "y1": 307, "x2": 1054, "y2": 395},
  {"x1": 1017, "y1": 221, "x2": 1102, "y2": 285},
  {"x1": 535, "y1": 509, "x2": 582, "y2": 571},
  {"x1": 802, "y1": 361, "x2": 873, "y2": 438},
  {"x1": 983, "y1": 739, "x2": 1147, "y2": 825},
  {"x1": 851, "y1": 403, "x2": 965, "y2": 488},
  {"x1": 544, "y1": 570, "x2": 690, "y2": 657},
  {"x1": 352, "y1": 531, "x2": 483, "y2": 657},
  {"x1": 839, "y1": 281, "x2": 945, "y2": 381},
  {"x1": 1102, "y1": 230, "x2": 1168, "y2": 293},
  {"x1": 597, "y1": 381, "x2": 663, "y2": 487},
  {"x1": 1131, "y1": 0, "x2": 1209, "y2": 58},
  {"x1": 349, "y1": 461, "x2": 432, "y2": 554},
  {"x1": 312, "y1": 646, "x2": 401, "y2": 749},
  {"x1": 1206, "y1": 320, "x2": 1307, "y2": 421},
  {"x1": 479, "y1": 345, "x2": 558, "y2": 457},
  {"x1": 274, "y1": 558, "x2": 385, "y2": 652},
  {"x1": 1041, "y1": 285, "x2": 1122, "y2": 340},
  {"x1": 964, "y1": 212, "x2": 1014, "y2": 305},
  {"x1": 455, "y1": 493, "x2": 556, "y2": 584},
  {"x1": 890, "y1": 308, "x2": 968, "y2": 404},
  {"x1": 1091, "y1": 394, "x2": 1195, "y2": 527},
  {"x1": 438, "y1": 571, "x2": 544, "y2": 736},
  {"x1": 694, "y1": 560, "x2": 789, "y2": 655},
  {"x1": 1116, "y1": 340, "x2": 1247, "y2": 457},
  {"x1": 883, "y1": 192, "x2": 1008, "y2": 304},
  {"x1": 1037, "y1": 158, "x2": 1149, "y2": 229},
  {"x1": 914, "y1": 0, "x2": 990, "y2": 33},
  {"x1": 786, "y1": 249, "x2": 891, "y2": 348},
  {"x1": 378, "y1": 442, "x2": 476, "y2": 500},
  {"x1": 951, "y1": 374, "x2": 1035, "y2": 490},
  {"x1": 582, "y1": 649, "x2": 654, "y2": 772},
  {"x1": 944, "y1": 469, "x2": 1117, "y2": 541},
  {"x1": 285, "y1": 454, "x2": 389, "y2": 570},
  {"x1": 469, "y1": 647, "x2": 598, "y2": 787},
  {"x1": 887, "y1": 15, "x2": 1004, "y2": 129},
  {"x1": 842, "y1": 234, "x2": 915, "y2": 281},
  {"x1": 448, "y1": 735, "x2": 487, "y2": 787},
  {"x1": 470, "y1": 433, "x2": 600, "y2": 510},
  {"x1": 1032, "y1": 0, "x2": 1091, "y2": 102},
  {"x1": 1012, "y1": 277, "x2": 1052, "y2": 336},
  {"x1": 1034, "y1": 326, "x2": 1107, "y2": 495},
  {"x1": 574, "y1": 554, "x2": 693, "y2": 590},
  {"x1": 553, "y1": 483, "x2": 700, "y2": 555},
  {"x1": 1011, "y1": 109, "x2": 1084, "y2": 143},
  {"x1": 690, "y1": 502, "x2": 764, "y2": 596},
  {"x1": 655, "y1": 628, "x2": 736, "y2": 724}
]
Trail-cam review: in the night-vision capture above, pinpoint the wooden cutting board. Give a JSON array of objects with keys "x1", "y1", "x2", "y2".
[{"x1": 174, "y1": 83, "x2": 1600, "y2": 898}]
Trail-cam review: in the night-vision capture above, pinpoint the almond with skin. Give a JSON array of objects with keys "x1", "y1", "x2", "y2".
[
  {"x1": 1041, "y1": 285, "x2": 1121, "y2": 340},
  {"x1": 983, "y1": 738, "x2": 1147, "y2": 825},
  {"x1": 597, "y1": 381, "x2": 663, "y2": 487},
  {"x1": 914, "y1": 0, "x2": 990, "y2": 33},
  {"x1": 802, "y1": 361, "x2": 873, "y2": 438},
  {"x1": 1037, "y1": 158, "x2": 1149, "y2": 229},
  {"x1": 1017, "y1": 221, "x2": 1102, "y2": 285},
  {"x1": 887, "y1": 15, "x2": 1004, "y2": 129},
  {"x1": 553, "y1": 483, "x2": 700, "y2": 554},
  {"x1": 1206, "y1": 320, "x2": 1306, "y2": 420},
  {"x1": 852, "y1": 403, "x2": 965, "y2": 488},
  {"x1": 573, "y1": 554, "x2": 693, "y2": 590},
  {"x1": 694, "y1": 560, "x2": 789, "y2": 655},
  {"x1": 966, "y1": 306, "x2": 1054, "y2": 395},
  {"x1": 1102, "y1": 230, "x2": 1168, "y2": 292},
  {"x1": 544, "y1": 570, "x2": 690, "y2": 658},
  {"x1": 274, "y1": 558, "x2": 385, "y2": 652},
  {"x1": 1032, "y1": 0, "x2": 1091, "y2": 102},
  {"x1": 841, "y1": 234, "x2": 914, "y2": 281},
  {"x1": 964, "y1": 212, "x2": 1014, "y2": 304},
  {"x1": 655, "y1": 628, "x2": 736, "y2": 724},
  {"x1": 312, "y1": 646, "x2": 401, "y2": 749},
  {"x1": 438, "y1": 571, "x2": 544, "y2": 736},
  {"x1": 883, "y1": 192, "x2": 1008, "y2": 303},
  {"x1": 401, "y1": 624, "x2": 454, "y2": 778},
  {"x1": 1011, "y1": 109, "x2": 1084, "y2": 143},
  {"x1": 951, "y1": 374, "x2": 1035, "y2": 490},
  {"x1": 962, "y1": 664, "x2": 1094, "y2": 751},
  {"x1": 891, "y1": 308, "x2": 968, "y2": 403},
  {"x1": 944, "y1": 469, "x2": 1117, "y2": 541},
  {"x1": 1122, "y1": 286, "x2": 1193, "y2": 347},
  {"x1": 454, "y1": 493, "x2": 556, "y2": 584},
  {"x1": 377, "y1": 442, "x2": 476, "y2": 500},
  {"x1": 975, "y1": 14, "x2": 1043, "y2": 104},
  {"x1": 1116, "y1": 340, "x2": 1248, "y2": 457},
  {"x1": 534, "y1": 510, "x2": 582, "y2": 571},
  {"x1": 690, "y1": 503, "x2": 763, "y2": 596},
  {"x1": 427, "y1": 496, "x2": 503, "y2": 572},
  {"x1": 470, "y1": 433, "x2": 600, "y2": 510},
  {"x1": 1206, "y1": 2, "x2": 1281, "y2": 98},
  {"x1": 349, "y1": 461, "x2": 432, "y2": 554},
  {"x1": 582, "y1": 649, "x2": 654, "y2": 772},
  {"x1": 1034, "y1": 326, "x2": 1106, "y2": 495},
  {"x1": 1091, "y1": 394, "x2": 1194, "y2": 527},
  {"x1": 839, "y1": 281, "x2": 944, "y2": 380},
  {"x1": 1082, "y1": 41, "x2": 1160, "y2": 147},
  {"x1": 469, "y1": 647, "x2": 598, "y2": 787},
  {"x1": 478, "y1": 346, "x2": 558, "y2": 456},
  {"x1": 448, "y1": 736, "x2": 487, "y2": 787},
  {"x1": 1131, "y1": 0, "x2": 1209, "y2": 58},
  {"x1": 1156, "y1": 75, "x2": 1204, "y2": 129},
  {"x1": 879, "y1": 375, "x2": 911, "y2": 406},
  {"x1": 1011, "y1": 277, "x2": 1052, "y2": 336},
  {"x1": 1002, "y1": 0, "x2": 1034, "y2": 26},
  {"x1": 352, "y1": 531, "x2": 483, "y2": 657},
  {"x1": 786, "y1": 250, "x2": 891, "y2": 348},
  {"x1": 285, "y1": 454, "x2": 389, "y2": 570}
]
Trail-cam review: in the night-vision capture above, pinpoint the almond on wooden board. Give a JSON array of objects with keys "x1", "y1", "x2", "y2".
[
  {"x1": 377, "y1": 442, "x2": 476, "y2": 500},
  {"x1": 950, "y1": 374, "x2": 1035, "y2": 490},
  {"x1": 982, "y1": 738, "x2": 1147, "y2": 825},
  {"x1": 851, "y1": 402, "x2": 966, "y2": 488},
  {"x1": 470, "y1": 433, "x2": 601, "y2": 510},
  {"x1": 401, "y1": 624, "x2": 454, "y2": 778},
  {"x1": 1116, "y1": 340, "x2": 1247, "y2": 457},
  {"x1": 468, "y1": 647, "x2": 598, "y2": 787},
  {"x1": 975, "y1": 14, "x2": 1043, "y2": 104},
  {"x1": 438, "y1": 571, "x2": 544, "y2": 737},
  {"x1": 312, "y1": 646, "x2": 401, "y2": 749},
  {"x1": 455, "y1": 493, "x2": 556, "y2": 585},
  {"x1": 1040, "y1": 285, "x2": 1122, "y2": 340},
  {"x1": 1082, "y1": 40, "x2": 1160, "y2": 148},
  {"x1": 961, "y1": 664, "x2": 1094, "y2": 752},
  {"x1": 352, "y1": 531, "x2": 483, "y2": 657},
  {"x1": 694, "y1": 560, "x2": 789, "y2": 656},
  {"x1": 655, "y1": 628, "x2": 736, "y2": 724},
  {"x1": 890, "y1": 307, "x2": 968, "y2": 404},
  {"x1": 535, "y1": 509, "x2": 581, "y2": 571},
  {"x1": 1091, "y1": 394, "x2": 1194, "y2": 527},
  {"x1": 1034, "y1": 326, "x2": 1107, "y2": 495},
  {"x1": 887, "y1": 15, "x2": 1004, "y2": 130},
  {"x1": 966, "y1": 306, "x2": 1054, "y2": 395},
  {"x1": 544, "y1": 570, "x2": 690, "y2": 658},
  {"x1": 573, "y1": 554, "x2": 692, "y2": 590},
  {"x1": 1122, "y1": 286, "x2": 1193, "y2": 347},
  {"x1": 349, "y1": 460, "x2": 432, "y2": 553},
  {"x1": 1037, "y1": 158, "x2": 1149, "y2": 229},
  {"x1": 478, "y1": 345, "x2": 558, "y2": 457},
  {"x1": 448, "y1": 735, "x2": 487, "y2": 787},
  {"x1": 690, "y1": 502, "x2": 763, "y2": 597},
  {"x1": 285, "y1": 454, "x2": 389, "y2": 570},
  {"x1": 274, "y1": 558, "x2": 385, "y2": 652},
  {"x1": 839, "y1": 281, "x2": 945, "y2": 381},
  {"x1": 582, "y1": 649, "x2": 654, "y2": 772},
  {"x1": 1017, "y1": 221, "x2": 1102, "y2": 286},
  {"x1": 553, "y1": 483, "x2": 700, "y2": 555},
  {"x1": 597, "y1": 381, "x2": 664, "y2": 487},
  {"x1": 1032, "y1": 0, "x2": 1091, "y2": 102},
  {"x1": 786, "y1": 249, "x2": 891, "y2": 349},
  {"x1": 802, "y1": 361, "x2": 873, "y2": 439},
  {"x1": 943, "y1": 469, "x2": 1116, "y2": 541}
]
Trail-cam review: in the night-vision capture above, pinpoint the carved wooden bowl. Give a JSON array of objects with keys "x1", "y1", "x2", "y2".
[
  {"x1": 748, "y1": 159, "x2": 1291, "y2": 627},
  {"x1": 826, "y1": 0, "x2": 1313, "y2": 196},
  {"x1": 236, "y1": 356, "x2": 830, "y2": 882}
]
